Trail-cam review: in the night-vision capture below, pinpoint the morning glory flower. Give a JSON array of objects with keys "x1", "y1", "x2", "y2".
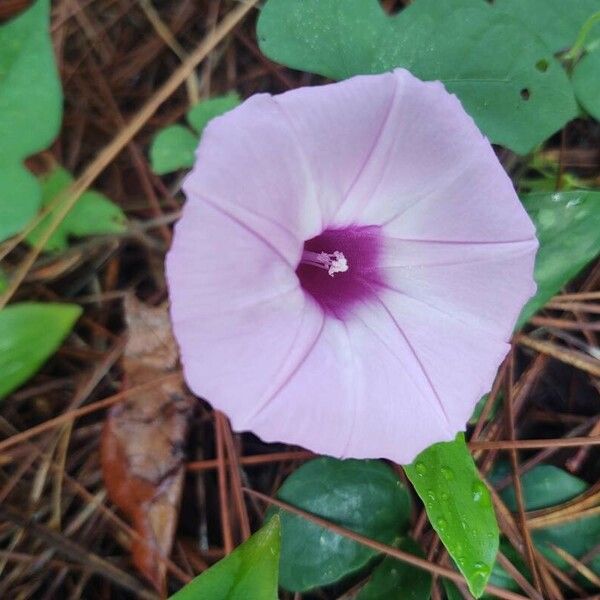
[{"x1": 166, "y1": 69, "x2": 537, "y2": 464}]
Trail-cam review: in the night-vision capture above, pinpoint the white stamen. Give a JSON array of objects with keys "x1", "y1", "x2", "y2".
[{"x1": 301, "y1": 249, "x2": 349, "y2": 277}]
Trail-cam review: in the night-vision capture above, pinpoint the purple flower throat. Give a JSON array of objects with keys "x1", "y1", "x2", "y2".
[{"x1": 296, "y1": 225, "x2": 383, "y2": 319}]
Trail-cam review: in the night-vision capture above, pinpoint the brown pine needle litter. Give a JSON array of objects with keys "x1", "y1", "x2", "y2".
[{"x1": 0, "y1": 1, "x2": 598, "y2": 599}]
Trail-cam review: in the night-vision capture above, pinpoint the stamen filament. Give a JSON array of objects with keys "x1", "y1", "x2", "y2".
[{"x1": 301, "y1": 249, "x2": 349, "y2": 277}]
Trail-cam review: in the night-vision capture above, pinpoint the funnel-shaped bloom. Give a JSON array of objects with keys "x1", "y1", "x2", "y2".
[{"x1": 167, "y1": 69, "x2": 537, "y2": 464}]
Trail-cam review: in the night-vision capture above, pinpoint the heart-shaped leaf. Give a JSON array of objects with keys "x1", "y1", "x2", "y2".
[
  {"x1": 170, "y1": 517, "x2": 281, "y2": 600},
  {"x1": 494, "y1": 0, "x2": 600, "y2": 53},
  {"x1": 573, "y1": 48, "x2": 600, "y2": 122},
  {"x1": 517, "y1": 190, "x2": 600, "y2": 327},
  {"x1": 257, "y1": 0, "x2": 577, "y2": 154},
  {"x1": 267, "y1": 457, "x2": 411, "y2": 592},
  {"x1": 404, "y1": 434, "x2": 498, "y2": 598},
  {"x1": 0, "y1": 0, "x2": 62, "y2": 241},
  {"x1": 0, "y1": 302, "x2": 82, "y2": 400}
]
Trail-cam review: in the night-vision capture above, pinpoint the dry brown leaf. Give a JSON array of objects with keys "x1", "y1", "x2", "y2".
[{"x1": 101, "y1": 294, "x2": 192, "y2": 594}]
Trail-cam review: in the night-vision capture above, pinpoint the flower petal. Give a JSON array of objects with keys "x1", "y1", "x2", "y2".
[
  {"x1": 333, "y1": 69, "x2": 531, "y2": 236},
  {"x1": 273, "y1": 72, "x2": 398, "y2": 225},
  {"x1": 376, "y1": 237, "x2": 538, "y2": 335},
  {"x1": 183, "y1": 93, "x2": 321, "y2": 264},
  {"x1": 167, "y1": 200, "x2": 323, "y2": 425},
  {"x1": 378, "y1": 289, "x2": 511, "y2": 433},
  {"x1": 246, "y1": 316, "x2": 358, "y2": 457}
]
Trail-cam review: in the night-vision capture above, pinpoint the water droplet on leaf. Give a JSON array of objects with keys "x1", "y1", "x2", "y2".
[{"x1": 441, "y1": 466, "x2": 454, "y2": 480}]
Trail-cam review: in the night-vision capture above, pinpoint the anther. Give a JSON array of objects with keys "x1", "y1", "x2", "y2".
[{"x1": 301, "y1": 249, "x2": 349, "y2": 277}]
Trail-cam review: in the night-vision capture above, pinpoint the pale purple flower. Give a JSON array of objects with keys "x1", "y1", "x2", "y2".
[{"x1": 166, "y1": 69, "x2": 537, "y2": 464}]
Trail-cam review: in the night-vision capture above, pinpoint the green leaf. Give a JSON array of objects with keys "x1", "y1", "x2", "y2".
[
  {"x1": 534, "y1": 515, "x2": 600, "y2": 577},
  {"x1": 0, "y1": 0, "x2": 62, "y2": 241},
  {"x1": 517, "y1": 190, "x2": 600, "y2": 327},
  {"x1": 257, "y1": 0, "x2": 577, "y2": 154},
  {"x1": 170, "y1": 516, "x2": 281, "y2": 600},
  {"x1": 494, "y1": 464, "x2": 588, "y2": 512},
  {"x1": 404, "y1": 434, "x2": 498, "y2": 598},
  {"x1": 0, "y1": 302, "x2": 82, "y2": 399},
  {"x1": 0, "y1": 270, "x2": 6, "y2": 294},
  {"x1": 150, "y1": 94, "x2": 241, "y2": 175},
  {"x1": 0, "y1": 163, "x2": 40, "y2": 241},
  {"x1": 267, "y1": 457, "x2": 411, "y2": 592},
  {"x1": 442, "y1": 580, "x2": 464, "y2": 600},
  {"x1": 149, "y1": 125, "x2": 198, "y2": 175},
  {"x1": 26, "y1": 167, "x2": 126, "y2": 252},
  {"x1": 356, "y1": 537, "x2": 431, "y2": 600},
  {"x1": 186, "y1": 92, "x2": 241, "y2": 134},
  {"x1": 494, "y1": 0, "x2": 600, "y2": 53},
  {"x1": 573, "y1": 48, "x2": 600, "y2": 121},
  {"x1": 486, "y1": 539, "x2": 530, "y2": 595},
  {"x1": 497, "y1": 465, "x2": 600, "y2": 579}
]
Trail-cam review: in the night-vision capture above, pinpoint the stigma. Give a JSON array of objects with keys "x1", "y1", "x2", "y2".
[{"x1": 301, "y1": 249, "x2": 349, "y2": 277}]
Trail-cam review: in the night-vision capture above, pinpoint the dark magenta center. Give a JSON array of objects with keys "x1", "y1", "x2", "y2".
[{"x1": 296, "y1": 226, "x2": 383, "y2": 319}]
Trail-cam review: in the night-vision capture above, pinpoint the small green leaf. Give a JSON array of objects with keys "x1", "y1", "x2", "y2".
[
  {"x1": 494, "y1": 0, "x2": 600, "y2": 53},
  {"x1": 26, "y1": 167, "x2": 126, "y2": 252},
  {"x1": 573, "y1": 48, "x2": 600, "y2": 121},
  {"x1": 267, "y1": 457, "x2": 411, "y2": 592},
  {"x1": 149, "y1": 125, "x2": 198, "y2": 175},
  {"x1": 517, "y1": 190, "x2": 600, "y2": 327},
  {"x1": 170, "y1": 517, "x2": 281, "y2": 600},
  {"x1": 0, "y1": 0, "x2": 62, "y2": 241},
  {"x1": 186, "y1": 92, "x2": 241, "y2": 134},
  {"x1": 404, "y1": 434, "x2": 498, "y2": 598},
  {"x1": 257, "y1": 0, "x2": 577, "y2": 154},
  {"x1": 492, "y1": 464, "x2": 588, "y2": 512},
  {"x1": 0, "y1": 302, "x2": 82, "y2": 399},
  {"x1": 150, "y1": 94, "x2": 241, "y2": 175},
  {"x1": 357, "y1": 537, "x2": 431, "y2": 600}
]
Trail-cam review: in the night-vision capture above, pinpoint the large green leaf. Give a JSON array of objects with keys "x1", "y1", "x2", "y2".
[
  {"x1": 0, "y1": 302, "x2": 82, "y2": 399},
  {"x1": 496, "y1": 465, "x2": 600, "y2": 582},
  {"x1": 26, "y1": 167, "x2": 126, "y2": 251},
  {"x1": 573, "y1": 48, "x2": 600, "y2": 121},
  {"x1": 490, "y1": 463, "x2": 588, "y2": 512},
  {"x1": 257, "y1": 0, "x2": 577, "y2": 154},
  {"x1": 267, "y1": 457, "x2": 411, "y2": 592},
  {"x1": 494, "y1": 0, "x2": 600, "y2": 53},
  {"x1": 150, "y1": 93, "x2": 241, "y2": 175},
  {"x1": 534, "y1": 516, "x2": 600, "y2": 577},
  {"x1": 0, "y1": 0, "x2": 62, "y2": 241},
  {"x1": 170, "y1": 517, "x2": 281, "y2": 600},
  {"x1": 356, "y1": 537, "x2": 431, "y2": 600},
  {"x1": 517, "y1": 190, "x2": 600, "y2": 327},
  {"x1": 404, "y1": 434, "x2": 498, "y2": 598}
]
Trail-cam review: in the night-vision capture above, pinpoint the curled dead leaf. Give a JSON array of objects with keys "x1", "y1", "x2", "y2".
[{"x1": 101, "y1": 294, "x2": 192, "y2": 594}]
